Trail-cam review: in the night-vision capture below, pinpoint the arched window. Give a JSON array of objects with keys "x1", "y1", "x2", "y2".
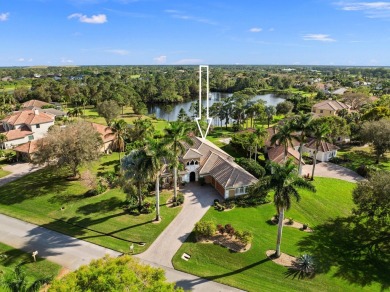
[{"x1": 195, "y1": 161, "x2": 199, "y2": 165}]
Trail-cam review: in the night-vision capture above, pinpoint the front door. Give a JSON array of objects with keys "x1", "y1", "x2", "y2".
[{"x1": 190, "y1": 172, "x2": 196, "y2": 182}]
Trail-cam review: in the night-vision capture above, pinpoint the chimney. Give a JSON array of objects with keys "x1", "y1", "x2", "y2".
[{"x1": 34, "y1": 109, "x2": 39, "y2": 115}]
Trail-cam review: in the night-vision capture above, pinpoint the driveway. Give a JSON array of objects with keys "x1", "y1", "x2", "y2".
[
  {"x1": 0, "y1": 162, "x2": 43, "y2": 187},
  {"x1": 0, "y1": 214, "x2": 121, "y2": 270},
  {"x1": 137, "y1": 183, "x2": 221, "y2": 268},
  {"x1": 302, "y1": 162, "x2": 364, "y2": 183}
]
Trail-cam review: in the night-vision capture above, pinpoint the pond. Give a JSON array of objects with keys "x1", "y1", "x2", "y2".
[{"x1": 147, "y1": 92, "x2": 284, "y2": 121}]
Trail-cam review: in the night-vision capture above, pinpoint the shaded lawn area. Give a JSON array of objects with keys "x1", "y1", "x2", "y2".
[
  {"x1": 173, "y1": 178, "x2": 381, "y2": 291},
  {"x1": 0, "y1": 168, "x2": 11, "y2": 178},
  {"x1": 0, "y1": 154, "x2": 181, "y2": 254},
  {"x1": 338, "y1": 145, "x2": 390, "y2": 172},
  {"x1": 0, "y1": 242, "x2": 61, "y2": 285}
]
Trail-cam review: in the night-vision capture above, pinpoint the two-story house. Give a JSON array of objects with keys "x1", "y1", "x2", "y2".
[
  {"x1": 312, "y1": 100, "x2": 350, "y2": 117},
  {"x1": 0, "y1": 109, "x2": 55, "y2": 149}
]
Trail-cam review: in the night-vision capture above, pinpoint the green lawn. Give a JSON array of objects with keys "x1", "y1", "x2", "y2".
[
  {"x1": 0, "y1": 242, "x2": 61, "y2": 287},
  {"x1": 0, "y1": 168, "x2": 10, "y2": 178},
  {"x1": 0, "y1": 154, "x2": 181, "y2": 254},
  {"x1": 172, "y1": 177, "x2": 381, "y2": 291},
  {"x1": 337, "y1": 145, "x2": 390, "y2": 172},
  {"x1": 69, "y1": 106, "x2": 169, "y2": 135}
]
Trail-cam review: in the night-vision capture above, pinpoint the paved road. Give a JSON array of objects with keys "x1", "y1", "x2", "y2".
[
  {"x1": 0, "y1": 162, "x2": 43, "y2": 187},
  {"x1": 0, "y1": 214, "x2": 121, "y2": 270},
  {"x1": 302, "y1": 161, "x2": 364, "y2": 183},
  {"x1": 137, "y1": 183, "x2": 221, "y2": 268}
]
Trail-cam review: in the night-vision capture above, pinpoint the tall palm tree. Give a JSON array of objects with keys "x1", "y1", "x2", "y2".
[
  {"x1": 249, "y1": 160, "x2": 315, "y2": 258},
  {"x1": 253, "y1": 126, "x2": 268, "y2": 162},
  {"x1": 270, "y1": 122, "x2": 297, "y2": 162},
  {"x1": 121, "y1": 149, "x2": 154, "y2": 209},
  {"x1": 145, "y1": 139, "x2": 170, "y2": 221},
  {"x1": 163, "y1": 121, "x2": 193, "y2": 200},
  {"x1": 110, "y1": 119, "x2": 128, "y2": 162},
  {"x1": 309, "y1": 122, "x2": 331, "y2": 180},
  {"x1": 291, "y1": 113, "x2": 313, "y2": 175}
]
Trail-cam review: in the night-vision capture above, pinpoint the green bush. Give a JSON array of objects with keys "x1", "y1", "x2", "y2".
[
  {"x1": 194, "y1": 221, "x2": 216, "y2": 237},
  {"x1": 235, "y1": 157, "x2": 266, "y2": 178},
  {"x1": 172, "y1": 193, "x2": 184, "y2": 207},
  {"x1": 140, "y1": 201, "x2": 155, "y2": 214}
]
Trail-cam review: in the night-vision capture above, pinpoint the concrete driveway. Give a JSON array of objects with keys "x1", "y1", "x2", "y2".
[
  {"x1": 137, "y1": 183, "x2": 221, "y2": 268},
  {"x1": 302, "y1": 162, "x2": 364, "y2": 183},
  {"x1": 0, "y1": 162, "x2": 43, "y2": 187}
]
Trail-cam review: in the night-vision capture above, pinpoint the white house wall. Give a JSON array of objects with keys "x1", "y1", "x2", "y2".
[
  {"x1": 31, "y1": 122, "x2": 54, "y2": 139},
  {"x1": 3, "y1": 136, "x2": 31, "y2": 149}
]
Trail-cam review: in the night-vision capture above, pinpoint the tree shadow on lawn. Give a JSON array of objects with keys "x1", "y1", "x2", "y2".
[
  {"x1": 297, "y1": 216, "x2": 390, "y2": 291},
  {"x1": 0, "y1": 170, "x2": 70, "y2": 205},
  {"x1": 76, "y1": 197, "x2": 123, "y2": 215}
]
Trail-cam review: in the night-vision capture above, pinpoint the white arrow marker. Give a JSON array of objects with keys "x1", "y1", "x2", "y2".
[{"x1": 195, "y1": 65, "x2": 213, "y2": 139}]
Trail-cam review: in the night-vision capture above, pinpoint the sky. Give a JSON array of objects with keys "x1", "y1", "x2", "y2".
[{"x1": 2, "y1": 0, "x2": 390, "y2": 66}]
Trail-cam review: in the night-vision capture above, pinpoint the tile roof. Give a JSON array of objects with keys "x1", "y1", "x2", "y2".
[
  {"x1": 21, "y1": 99, "x2": 51, "y2": 108},
  {"x1": 268, "y1": 146, "x2": 303, "y2": 165},
  {"x1": 312, "y1": 100, "x2": 349, "y2": 111},
  {"x1": 183, "y1": 136, "x2": 258, "y2": 189},
  {"x1": 305, "y1": 140, "x2": 339, "y2": 152},
  {"x1": 13, "y1": 139, "x2": 41, "y2": 154},
  {"x1": 89, "y1": 122, "x2": 115, "y2": 143},
  {"x1": 4, "y1": 126, "x2": 33, "y2": 141},
  {"x1": 183, "y1": 148, "x2": 203, "y2": 160},
  {"x1": 2, "y1": 110, "x2": 54, "y2": 126}
]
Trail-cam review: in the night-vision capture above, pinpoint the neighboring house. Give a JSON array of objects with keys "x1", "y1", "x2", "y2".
[
  {"x1": 311, "y1": 100, "x2": 350, "y2": 117},
  {"x1": 303, "y1": 140, "x2": 339, "y2": 162},
  {"x1": 268, "y1": 145, "x2": 304, "y2": 165},
  {"x1": 181, "y1": 135, "x2": 258, "y2": 199},
  {"x1": 13, "y1": 139, "x2": 41, "y2": 161},
  {"x1": 21, "y1": 99, "x2": 51, "y2": 109},
  {"x1": 0, "y1": 110, "x2": 54, "y2": 149},
  {"x1": 332, "y1": 87, "x2": 348, "y2": 95},
  {"x1": 89, "y1": 122, "x2": 115, "y2": 153},
  {"x1": 21, "y1": 107, "x2": 67, "y2": 118}
]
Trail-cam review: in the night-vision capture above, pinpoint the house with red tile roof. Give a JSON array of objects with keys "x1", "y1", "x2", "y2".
[{"x1": 0, "y1": 109, "x2": 54, "y2": 149}]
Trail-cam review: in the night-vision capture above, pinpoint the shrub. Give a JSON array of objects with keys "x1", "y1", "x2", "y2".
[
  {"x1": 214, "y1": 202, "x2": 225, "y2": 211},
  {"x1": 356, "y1": 164, "x2": 369, "y2": 177},
  {"x1": 214, "y1": 199, "x2": 220, "y2": 205},
  {"x1": 240, "y1": 231, "x2": 253, "y2": 245},
  {"x1": 235, "y1": 158, "x2": 266, "y2": 178},
  {"x1": 302, "y1": 223, "x2": 309, "y2": 230},
  {"x1": 287, "y1": 218, "x2": 294, "y2": 225},
  {"x1": 194, "y1": 221, "x2": 216, "y2": 237},
  {"x1": 286, "y1": 254, "x2": 316, "y2": 279},
  {"x1": 172, "y1": 193, "x2": 185, "y2": 206},
  {"x1": 217, "y1": 224, "x2": 225, "y2": 234},
  {"x1": 140, "y1": 201, "x2": 155, "y2": 214}
]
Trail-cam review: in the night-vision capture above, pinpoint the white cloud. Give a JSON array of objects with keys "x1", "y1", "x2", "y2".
[
  {"x1": 249, "y1": 27, "x2": 262, "y2": 33},
  {"x1": 164, "y1": 9, "x2": 217, "y2": 25},
  {"x1": 174, "y1": 58, "x2": 204, "y2": 65},
  {"x1": 302, "y1": 34, "x2": 336, "y2": 42},
  {"x1": 336, "y1": 1, "x2": 390, "y2": 18},
  {"x1": 18, "y1": 58, "x2": 25, "y2": 62},
  {"x1": 153, "y1": 55, "x2": 167, "y2": 64},
  {"x1": 0, "y1": 12, "x2": 9, "y2": 21},
  {"x1": 61, "y1": 58, "x2": 74, "y2": 63},
  {"x1": 106, "y1": 49, "x2": 129, "y2": 55},
  {"x1": 68, "y1": 13, "x2": 107, "y2": 24}
]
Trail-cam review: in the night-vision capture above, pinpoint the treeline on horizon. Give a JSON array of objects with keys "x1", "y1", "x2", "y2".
[{"x1": 1, "y1": 65, "x2": 390, "y2": 116}]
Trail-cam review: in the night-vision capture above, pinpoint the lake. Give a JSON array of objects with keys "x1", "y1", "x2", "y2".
[{"x1": 147, "y1": 92, "x2": 285, "y2": 121}]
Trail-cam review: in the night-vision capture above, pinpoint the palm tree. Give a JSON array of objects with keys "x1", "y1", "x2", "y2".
[
  {"x1": 145, "y1": 139, "x2": 170, "y2": 221},
  {"x1": 309, "y1": 122, "x2": 331, "y2": 180},
  {"x1": 1, "y1": 262, "x2": 51, "y2": 292},
  {"x1": 253, "y1": 126, "x2": 268, "y2": 162},
  {"x1": 291, "y1": 113, "x2": 313, "y2": 175},
  {"x1": 110, "y1": 119, "x2": 128, "y2": 162},
  {"x1": 270, "y1": 122, "x2": 297, "y2": 162},
  {"x1": 121, "y1": 149, "x2": 154, "y2": 209},
  {"x1": 249, "y1": 160, "x2": 315, "y2": 258},
  {"x1": 163, "y1": 121, "x2": 193, "y2": 200},
  {"x1": 265, "y1": 105, "x2": 276, "y2": 128}
]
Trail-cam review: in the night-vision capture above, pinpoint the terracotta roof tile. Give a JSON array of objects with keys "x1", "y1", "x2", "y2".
[
  {"x1": 4, "y1": 127, "x2": 33, "y2": 141},
  {"x1": 13, "y1": 139, "x2": 41, "y2": 154},
  {"x1": 2, "y1": 110, "x2": 54, "y2": 125},
  {"x1": 268, "y1": 146, "x2": 303, "y2": 165},
  {"x1": 305, "y1": 140, "x2": 339, "y2": 152},
  {"x1": 90, "y1": 122, "x2": 115, "y2": 143},
  {"x1": 22, "y1": 100, "x2": 51, "y2": 108}
]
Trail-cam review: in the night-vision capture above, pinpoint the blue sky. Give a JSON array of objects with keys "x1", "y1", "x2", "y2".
[{"x1": 1, "y1": 0, "x2": 390, "y2": 66}]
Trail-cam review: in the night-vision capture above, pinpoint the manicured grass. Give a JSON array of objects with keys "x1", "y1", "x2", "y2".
[
  {"x1": 0, "y1": 242, "x2": 61, "y2": 286},
  {"x1": 69, "y1": 106, "x2": 169, "y2": 135},
  {"x1": 0, "y1": 154, "x2": 181, "y2": 253},
  {"x1": 0, "y1": 167, "x2": 11, "y2": 178},
  {"x1": 337, "y1": 145, "x2": 390, "y2": 172},
  {"x1": 173, "y1": 178, "x2": 380, "y2": 291}
]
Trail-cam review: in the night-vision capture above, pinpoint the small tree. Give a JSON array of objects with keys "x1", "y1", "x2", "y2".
[
  {"x1": 360, "y1": 119, "x2": 390, "y2": 164},
  {"x1": 96, "y1": 100, "x2": 121, "y2": 125},
  {"x1": 276, "y1": 101, "x2": 294, "y2": 115},
  {"x1": 33, "y1": 121, "x2": 103, "y2": 178}
]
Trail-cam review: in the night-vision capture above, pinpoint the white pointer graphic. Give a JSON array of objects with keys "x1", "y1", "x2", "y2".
[{"x1": 195, "y1": 65, "x2": 212, "y2": 139}]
